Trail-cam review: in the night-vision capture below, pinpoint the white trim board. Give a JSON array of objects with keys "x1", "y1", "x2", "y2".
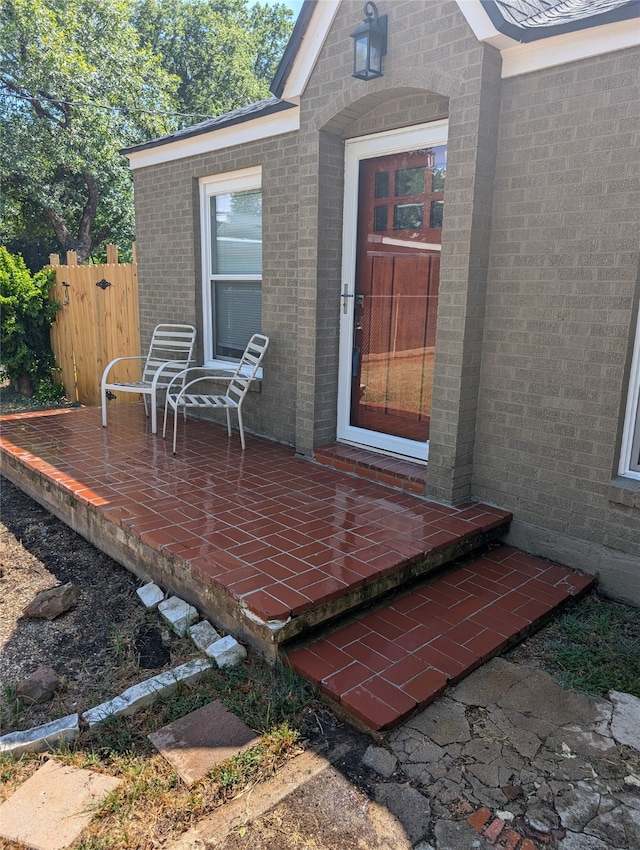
[{"x1": 126, "y1": 109, "x2": 299, "y2": 170}]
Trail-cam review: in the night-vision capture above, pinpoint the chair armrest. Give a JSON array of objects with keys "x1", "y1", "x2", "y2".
[
  {"x1": 149, "y1": 358, "x2": 194, "y2": 389},
  {"x1": 101, "y1": 356, "x2": 145, "y2": 384}
]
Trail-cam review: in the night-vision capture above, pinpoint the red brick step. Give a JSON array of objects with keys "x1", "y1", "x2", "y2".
[{"x1": 286, "y1": 545, "x2": 594, "y2": 732}]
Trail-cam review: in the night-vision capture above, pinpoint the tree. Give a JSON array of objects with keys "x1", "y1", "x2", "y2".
[
  {"x1": 133, "y1": 0, "x2": 293, "y2": 122},
  {"x1": 0, "y1": 0, "x2": 293, "y2": 267},
  {"x1": 0, "y1": 0, "x2": 177, "y2": 263}
]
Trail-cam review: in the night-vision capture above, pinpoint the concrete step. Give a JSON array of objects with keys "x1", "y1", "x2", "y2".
[{"x1": 286, "y1": 545, "x2": 595, "y2": 732}]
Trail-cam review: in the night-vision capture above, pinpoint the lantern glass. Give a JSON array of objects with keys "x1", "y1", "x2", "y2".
[{"x1": 354, "y1": 35, "x2": 368, "y2": 77}]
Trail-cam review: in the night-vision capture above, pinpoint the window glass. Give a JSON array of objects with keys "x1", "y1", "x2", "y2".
[
  {"x1": 211, "y1": 189, "x2": 262, "y2": 275},
  {"x1": 214, "y1": 281, "x2": 262, "y2": 359},
  {"x1": 374, "y1": 206, "x2": 388, "y2": 232},
  {"x1": 375, "y1": 172, "x2": 389, "y2": 199},
  {"x1": 203, "y1": 173, "x2": 263, "y2": 364}
]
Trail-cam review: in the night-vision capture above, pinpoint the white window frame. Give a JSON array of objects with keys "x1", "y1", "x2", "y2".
[
  {"x1": 199, "y1": 165, "x2": 263, "y2": 371},
  {"x1": 619, "y1": 307, "x2": 640, "y2": 480}
]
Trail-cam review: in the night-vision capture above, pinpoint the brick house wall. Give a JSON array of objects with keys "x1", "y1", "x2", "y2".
[
  {"x1": 132, "y1": 132, "x2": 301, "y2": 445},
  {"x1": 474, "y1": 46, "x2": 640, "y2": 600},
  {"x1": 129, "y1": 0, "x2": 639, "y2": 604}
]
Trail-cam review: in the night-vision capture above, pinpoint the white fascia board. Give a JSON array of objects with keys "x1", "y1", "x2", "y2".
[
  {"x1": 280, "y1": 0, "x2": 341, "y2": 102},
  {"x1": 126, "y1": 107, "x2": 299, "y2": 170},
  {"x1": 454, "y1": 0, "x2": 516, "y2": 49},
  {"x1": 454, "y1": 0, "x2": 640, "y2": 78},
  {"x1": 501, "y1": 19, "x2": 640, "y2": 78}
]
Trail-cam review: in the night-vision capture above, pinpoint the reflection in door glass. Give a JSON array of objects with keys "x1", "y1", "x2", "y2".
[
  {"x1": 394, "y1": 203, "x2": 424, "y2": 230},
  {"x1": 395, "y1": 167, "x2": 426, "y2": 196}
]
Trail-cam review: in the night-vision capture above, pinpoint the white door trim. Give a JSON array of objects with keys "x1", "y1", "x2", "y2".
[{"x1": 337, "y1": 120, "x2": 449, "y2": 461}]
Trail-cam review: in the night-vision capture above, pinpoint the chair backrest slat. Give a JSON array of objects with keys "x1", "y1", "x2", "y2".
[
  {"x1": 142, "y1": 323, "x2": 196, "y2": 385},
  {"x1": 224, "y1": 334, "x2": 269, "y2": 403}
]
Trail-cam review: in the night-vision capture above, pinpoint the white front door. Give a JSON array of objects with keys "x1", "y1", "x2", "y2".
[{"x1": 337, "y1": 121, "x2": 448, "y2": 461}]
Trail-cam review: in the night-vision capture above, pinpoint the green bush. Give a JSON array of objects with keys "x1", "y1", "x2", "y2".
[{"x1": 0, "y1": 247, "x2": 60, "y2": 396}]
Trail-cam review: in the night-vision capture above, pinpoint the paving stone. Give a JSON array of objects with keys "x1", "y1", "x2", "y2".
[
  {"x1": 623, "y1": 805, "x2": 640, "y2": 846},
  {"x1": 188, "y1": 619, "x2": 221, "y2": 652},
  {"x1": 0, "y1": 714, "x2": 79, "y2": 756},
  {"x1": 555, "y1": 784, "x2": 601, "y2": 830},
  {"x1": 610, "y1": 690, "x2": 640, "y2": 751},
  {"x1": 362, "y1": 744, "x2": 397, "y2": 778},
  {"x1": 559, "y1": 831, "x2": 622, "y2": 849},
  {"x1": 489, "y1": 706, "x2": 542, "y2": 760},
  {"x1": 524, "y1": 801, "x2": 560, "y2": 833},
  {"x1": 435, "y1": 818, "x2": 493, "y2": 849},
  {"x1": 373, "y1": 783, "x2": 430, "y2": 844},
  {"x1": 498, "y1": 668, "x2": 604, "y2": 729},
  {"x1": 586, "y1": 805, "x2": 630, "y2": 847},
  {"x1": 553, "y1": 725, "x2": 618, "y2": 757},
  {"x1": 136, "y1": 581, "x2": 164, "y2": 609},
  {"x1": 148, "y1": 700, "x2": 260, "y2": 786},
  {"x1": 82, "y1": 658, "x2": 211, "y2": 726},
  {"x1": 205, "y1": 634, "x2": 247, "y2": 667},
  {"x1": 401, "y1": 697, "x2": 471, "y2": 746},
  {"x1": 451, "y1": 658, "x2": 529, "y2": 708},
  {"x1": 0, "y1": 758, "x2": 120, "y2": 850}
]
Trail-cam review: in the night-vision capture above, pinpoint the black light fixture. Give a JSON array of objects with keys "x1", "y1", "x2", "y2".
[{"x1": 350, "y1": 1, "x2": 388, "y2": 81}]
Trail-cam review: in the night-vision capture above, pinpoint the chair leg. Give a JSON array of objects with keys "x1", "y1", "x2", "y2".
[
  {"x1": 225, "y1": 408, "x2": 232, "y2": 437},
  {"x1": 237, "y1": 407, "x2": 246, "y2": 450},
  {"x1": 150, "y1": 393, "x2": 158, "y2": 435},
  {"x1": 173, "y1": 401, "x2": 179, "y2": 454},
  {"x1": 101, "y1": 389, "x2": 108, "y2": 428}
]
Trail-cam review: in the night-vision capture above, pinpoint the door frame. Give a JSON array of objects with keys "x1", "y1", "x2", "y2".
[{"x1": 337, "y1": 120, "x2": 449, "y2": 461}]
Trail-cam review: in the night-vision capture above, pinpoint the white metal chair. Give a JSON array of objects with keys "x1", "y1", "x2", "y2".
[
  {"x1": 101, "y1": 323, "x2": 197, "y2": 434},
  {"x1": 163, "y1": 333, "x2": 269, "y2": 453}
]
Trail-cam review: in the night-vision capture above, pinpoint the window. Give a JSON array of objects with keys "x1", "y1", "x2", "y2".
[
  {"x1": 620, "y1": 308, "x2": 640, "y2": 479},
  {"x1": 200, "y1": 167, "x2": 262, "y2": 365}
]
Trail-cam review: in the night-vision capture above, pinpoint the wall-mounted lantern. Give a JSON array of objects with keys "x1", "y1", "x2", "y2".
[{"x1": 350, "y1": 1, "x2": 388, "y2": 81}]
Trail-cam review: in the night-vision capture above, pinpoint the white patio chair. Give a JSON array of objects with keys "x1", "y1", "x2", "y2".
[
  {"x1": 163, "y1": 333, "x2": 269, "y2": 453},
  {"x1": 101, "y1": 323, "x2": 197, "y2": 434}
]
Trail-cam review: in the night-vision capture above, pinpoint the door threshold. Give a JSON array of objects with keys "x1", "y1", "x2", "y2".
[{"x1": 313, "y1": 442, "x2": 428, "y2": 496}]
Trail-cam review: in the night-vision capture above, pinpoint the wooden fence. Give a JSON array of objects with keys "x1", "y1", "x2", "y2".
[{"x1": 49, "y1": 245, "x2": 140, "y2": 406}]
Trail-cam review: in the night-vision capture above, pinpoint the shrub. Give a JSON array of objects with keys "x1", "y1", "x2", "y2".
[{"x1": 0, "y1": 248, "x2": 60, "y2": 397}]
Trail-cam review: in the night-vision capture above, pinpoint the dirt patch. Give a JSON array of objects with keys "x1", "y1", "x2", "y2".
[{"x1": 0, "y1": 477, "x2": 199, "y2": 733}]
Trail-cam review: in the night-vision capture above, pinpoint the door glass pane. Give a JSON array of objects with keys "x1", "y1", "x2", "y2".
[
  {"x1": 211, "y1": 189, "x2": 262, "y2": 275},
  {"x1": 395, "y1": 166, "x2": 425, "y2": 196},
  {"x1": 214, "y1": 281, "x2": 262, "y2": 359},
  {"x1": 374, "y1": 172, "x2": 389, "y2": 198},
  {"x1": 430, "y1": 200, "x2": 444, "y2": 229},
  {"x1": 394, "y1": 203, "x2": 424, "y2": 230},
  {"x1": 374, "y1": 206, "x2": 388, "y2": 232}
]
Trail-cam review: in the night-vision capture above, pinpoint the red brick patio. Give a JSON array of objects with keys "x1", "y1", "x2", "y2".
[{"x1": 0, "y1": 403, "x2": 593, "y2": 730}]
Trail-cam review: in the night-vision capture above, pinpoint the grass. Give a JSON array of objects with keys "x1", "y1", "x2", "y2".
[
  {"x1": 508, "y1": 591, "x2": 640, "y2": 699},
  {"x1": 0, "y1": 655, "x2": 315, "y2": 850}
]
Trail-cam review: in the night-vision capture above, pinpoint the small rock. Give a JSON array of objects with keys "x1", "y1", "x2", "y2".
[
  {"x1": 158, "y1": 596, "x2": 198, "y2": 636},
  {"x1": 189, "y1": 620, "x2": 221, "y2": 652},
  {"x1": 206, "y1": 635, "x2": 247, "y2": 667},
  {"x1": 17, "y1": 666, "x2": 60, "y2": 704},
  {"x1": 136, "y1": 582, "x2": 164, "y2": 609},
  {"x1": 23, "y1": 583, "x2": 80, "y2": 620}
]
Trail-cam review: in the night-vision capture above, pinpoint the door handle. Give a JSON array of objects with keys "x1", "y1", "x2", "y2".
[{"x1": 341, "y1": 285, "x2": 354, "y2": 315}]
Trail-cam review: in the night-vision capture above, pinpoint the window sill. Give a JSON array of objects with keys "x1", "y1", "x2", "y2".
[{"x1": 609, "y1": 476, "x2": 640, "y2": 510}]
